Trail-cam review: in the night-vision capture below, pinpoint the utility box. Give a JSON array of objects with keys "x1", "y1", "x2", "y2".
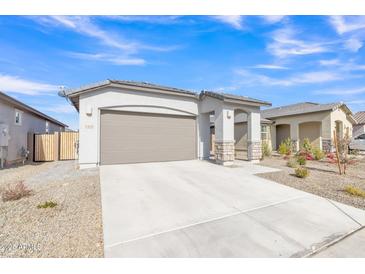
[{"x1": 0, "y1": 124, "x2": 10, "y2": 147}]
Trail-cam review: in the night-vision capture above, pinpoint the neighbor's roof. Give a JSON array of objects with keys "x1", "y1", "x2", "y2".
[
  {"x1": 65, "y1": 80, "x2": 271, "y2": 111},
  {"x1": 200, "y1": 90, "x2": 272, "y2": 107},
  {"x1": 0, "y1": 91, "x2": 67, "y2": 127},
  {"x1": 262, "y1": 102, "x2": 354, "y2": 121},
  {"x1": 354, "y1": 111, "x2": 365, "y2": 124}
]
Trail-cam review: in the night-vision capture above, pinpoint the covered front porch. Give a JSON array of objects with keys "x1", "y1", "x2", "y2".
[{"x1": 198, "y1": 91, "x2": 271, "y2": 166}]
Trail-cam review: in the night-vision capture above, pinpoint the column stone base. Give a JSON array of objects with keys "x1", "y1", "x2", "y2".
[
  {"x1": 247, "y1": 141, "x2": 262, "y2": 161},
  {"x1": 322, "y1": 138, "x2": 332, "y2": 152},
  {"x1": 215, "y1": 141, "x2": 234, "y2": 165}
]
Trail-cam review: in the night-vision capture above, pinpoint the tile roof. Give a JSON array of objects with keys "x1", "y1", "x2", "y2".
[
  {"x1": 200, "y1": 90, "x2": 271, "y2": 106},
  {"x1": 65, "y1": 79, "x2": 197, "y2": 97},
  {"x1": 354, "y1": 111, "x2": 365, "y2": 124},
  {"x1": 0, "y1": 91, "x2": 67, "y2": 127},
  {"x1": 261, "y1": 102, "x2": 349, "y2": 119}
]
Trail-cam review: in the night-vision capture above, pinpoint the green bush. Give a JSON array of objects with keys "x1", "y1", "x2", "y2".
[
  {"x1": 302, "y1": 138, "x2": 313, "y2": 153},
  {"x1": 287, "y1": 157, "x2": 298, "y2": 168},
  {"x1": 37, "y1": 201, "x2": 57, "y2": 209},
  {"x1": 262, "y1": 142, "x2": 272, "y2": 158},
  {"x1": 278, "y1": 138, "x2": 293, "y2": 156},
  {"x1": 312, "y1": 147, "x2": 325, "y2": 160},
  {"x1": 297, "y1": 156, "x2": 306, "y2": 166},
  {"x1": 295, "y1": 167, "x2": 309, "y2": 178}
]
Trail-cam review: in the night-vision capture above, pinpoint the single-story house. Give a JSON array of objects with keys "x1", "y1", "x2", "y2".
[
  {"x1": 0, "y1": 91, "x2": 67, "y2": 165},
  {"x1": 64, "y1": 80, "x2": 271, "y2": 169},
  {"x1": 353, "y1": 111, "x2": 365, "y2": 138},
  {"x1": 260, "y1": 102, "x2": 356, "y2": 152}
]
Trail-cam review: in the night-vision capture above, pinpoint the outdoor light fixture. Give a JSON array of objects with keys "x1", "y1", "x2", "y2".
[
  {"x1": 226, "y1": 110, "x2": 232, "y2": 119},
  {"x1": 86, "y1": 106, "x2": 93, "y2": 116}
]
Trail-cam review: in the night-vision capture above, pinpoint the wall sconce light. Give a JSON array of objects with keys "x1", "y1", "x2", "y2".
[
  {"x1": 86, "y1": 106, "x2": 93, "y2": 116},
  {"x1": 226, "y1": 110, "x2": 232, "y2": 119}
]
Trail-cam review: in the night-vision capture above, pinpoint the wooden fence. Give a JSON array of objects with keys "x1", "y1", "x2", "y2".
[
  {"x1": 59, "y1": 131, "x2": 79, "y2": 160},
  {"x1": 33, "y1": 131, "x2": 79, "y2": 162}
]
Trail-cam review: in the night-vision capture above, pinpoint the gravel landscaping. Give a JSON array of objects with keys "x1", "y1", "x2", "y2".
[
  {"x1": 0, "y1": 161, "x2": 103, "y2": 258},
  {"x1": 258, "y1": 155, "x2": 365, "y2": 210}
]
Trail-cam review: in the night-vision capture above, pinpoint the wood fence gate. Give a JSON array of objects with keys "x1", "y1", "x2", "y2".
[{"x1": 33, "y1": 132, "x2": 79, "y2": 162}]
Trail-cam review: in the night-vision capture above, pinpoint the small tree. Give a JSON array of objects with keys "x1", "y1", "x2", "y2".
[{"x1": 333, "y1": 128, "x2": 351, "y2": 175}]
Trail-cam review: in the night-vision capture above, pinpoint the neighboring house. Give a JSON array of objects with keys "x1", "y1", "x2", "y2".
[
  {"x1": 0, "y1": 91, "x2": 67, "y2": 165},
  {"x1": 64, "y1": 80, "x2": 271, "y2": 169},
  {"x1": 353, "y1": 111, "x2": 365, "y2": 137},
  {"x1": 260, "y1": 102, "x2": 356, "y2": 152}
]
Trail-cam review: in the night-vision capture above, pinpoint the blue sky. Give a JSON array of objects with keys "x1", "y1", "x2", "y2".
[{"x1": 1, "y1": 15, "x2": 365, "y2": 129}]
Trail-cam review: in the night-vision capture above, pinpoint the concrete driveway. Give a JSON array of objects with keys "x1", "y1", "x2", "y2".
[{"x1": 100, "y1": 160, "x2": 365, "y2": 257}]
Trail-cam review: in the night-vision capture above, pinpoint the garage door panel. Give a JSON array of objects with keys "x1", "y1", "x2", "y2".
[{"x1": 100, "y1": 110, "x2": 196, "y2": 165}]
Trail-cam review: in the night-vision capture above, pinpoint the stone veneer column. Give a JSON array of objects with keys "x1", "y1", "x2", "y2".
[
  {"x1": 322, "y1": 138, "x2": 332, "y2": 152},
  {"x1": 214, "y1": 105, "x2": 235, "y2": 166},
  {"x1": 247, "y1": 141, "x2": 261, "y2": 161},
  {"x1": 215, "y1": 141, "x2": 235, "y2": 165}
]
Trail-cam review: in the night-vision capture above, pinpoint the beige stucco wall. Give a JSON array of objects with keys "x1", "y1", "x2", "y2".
[
  {"x1": 0, "y1": 100, "x2": 64, "y2": 163},
  {"x1": 299, "y1": 122, "x2": 321, "y2": 148},
  {"x1": 269, "y1": 110, "x2": 331, "y2": 150},
  {"x1": 330, "y1": 107, "x2": 353, "y2": 138},
  {"x1": 265, "y1": 107, "x2": 354, "y2": 151}
]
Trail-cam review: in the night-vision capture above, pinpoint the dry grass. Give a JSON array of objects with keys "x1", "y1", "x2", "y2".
[
  {"x1": 344, "y1": 185, "x2": 365, "y2": 198},
  {"x1": 1, "y1": 181, "x2": 32, "y2": 202}
]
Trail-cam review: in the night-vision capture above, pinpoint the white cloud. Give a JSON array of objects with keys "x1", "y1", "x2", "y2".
[
  {"x1": 251, "y1": 64, "x2": 289, "y2": 70},
  {"x1": 106, "y1": 16, "x2": 182, "y2": 24},
  {"x1": 261, "y1": 16, "x2": 285, "y2": 24},
  {"x1": 41, "y1": 16, "x2": 138, "y2": 53},
  {"x1": 344, "y1": 38, "x2": 363, "y2": 52},
  {"x1": 212, "y1": 16, "x2": 244, "y2": 30},
  {"x1": 267, "y1": 27, "x2": 333, "y2": 58},
  {"x1": 314, "y1": 86, "x2": 365, "y2": 95},
  {"x1": 67, "y1": 52, "x2": 146, "y2": 66},
  {"x1": 319, "y1": 59, "x2": 341, "y2": 66},
  {"x1": 33, "y1": 16, "x2": 178, "y2": 54},
  {"x1": 329, "y1": 16, "x2": 365, "y2": 35},
  {"x1": 235, "y1": 69, "x2": 342, "y2": 87},
  {"x1": 0, "y1": 74, "x2": 58, "y2": 95}
]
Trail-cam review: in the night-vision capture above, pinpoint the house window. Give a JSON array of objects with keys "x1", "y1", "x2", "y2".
[
  {"x1": 261, "y1": 125, "x2": 269, "y2": 140},
  {"x1": 14, "y1": 109, "x2": 22, "y2": 125}
]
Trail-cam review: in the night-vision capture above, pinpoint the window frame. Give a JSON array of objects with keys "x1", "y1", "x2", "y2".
[
  {"x1": 261, "y1": 124, "x2": 269, "y2": 141},
  {"x1": 14, "y1": 109, "x2": 23, "y2": 126}
]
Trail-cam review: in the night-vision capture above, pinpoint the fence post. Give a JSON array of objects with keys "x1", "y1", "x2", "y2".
[{"x1": 54, "y1": 132, "x2": 59, "y2": 161}]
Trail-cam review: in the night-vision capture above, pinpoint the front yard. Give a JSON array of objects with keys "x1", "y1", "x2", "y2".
[
  {"x1": 0, "y1": 161, "x2": 103, "y2": 258},
  {"x1": 258, "y1": 155, "x2": 365, "y2": 210}
]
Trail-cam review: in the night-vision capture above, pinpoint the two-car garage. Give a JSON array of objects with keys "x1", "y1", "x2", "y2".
[{"x1": 100, "y1": 110, "x2": 197, "y2": 165}]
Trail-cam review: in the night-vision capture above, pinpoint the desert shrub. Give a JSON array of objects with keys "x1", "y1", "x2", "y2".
[
  {"x1": 312, "y1": 147, "x2": 325, "y2": 160},
  {"x1": 262, "y1": 142, "x2": 272, "y2": 158},
  {"x1": 1, "y1": 181, "x2": 32, "y2": 202},
  {"x1": 302, "y1": 138, "x2": 313, "y2": 153},
  {"x1": 344, "y1": 185, "x2": 365, "y2": 198},
  {"x1": 37, "y1": 201, "x2": 58, "y2": 209},
  {"x1": 287, "y1": 157, "x2": 298, "y2": 168},
  {"x1": 349, "y1": 149, "x2": 359, "y2": 156},
  {"x1": 295, "y1": 166, "x2": 309, "y2": 178},
  {"x1": 297, "y1": 156, "x2": 307, "y2": 166},
  {"x1": 278, "y1": 138, "x2": 293, "y2": 156}
]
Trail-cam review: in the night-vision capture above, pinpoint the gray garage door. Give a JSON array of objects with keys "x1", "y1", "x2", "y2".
[{"x1": 100, "y1": 110, "x2": 197, "y2": 165}]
